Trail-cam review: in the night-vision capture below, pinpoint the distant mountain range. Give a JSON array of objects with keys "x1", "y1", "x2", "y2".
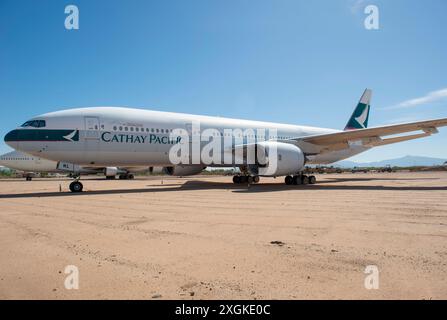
[{"x1": 335, "y1": 156, "x2": 447, "y2": 168}]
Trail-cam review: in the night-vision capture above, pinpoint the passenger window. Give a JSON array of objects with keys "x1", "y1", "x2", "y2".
[
  {"x1": 130, "y1": 127, "x2": 134, "y2": 132},
  {"x1": 119, "y1": 126, "x2": 123, "y2": 131},
  {"x1": 113, "y1": 126, "x2": 117, "y2": 131}
]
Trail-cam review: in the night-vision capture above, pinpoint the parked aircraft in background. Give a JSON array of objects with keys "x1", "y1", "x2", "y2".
[
  {"x1": 4, "y1": 89, "x2": 447, "y2": 192},
  {"x1": 0, "y1": 151, "x2": 139, "y2": 181}
]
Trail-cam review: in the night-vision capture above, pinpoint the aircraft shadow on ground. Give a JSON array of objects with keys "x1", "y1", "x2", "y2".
[
  {"x1": 0, "y1": 177, "x2": 446, "y2": 198},
  {"x1": 319, "y1": 177, "x2": 440, "y2": 183}
]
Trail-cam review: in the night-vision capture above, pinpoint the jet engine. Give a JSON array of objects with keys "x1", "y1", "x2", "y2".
[
  {"x1": 104, "y1": 167, "x2": 128, "y2": 177},
  {"x1": 163, "y1": 165, "x2": 206, "y2": 176},
  {"x1": 149, "y1": 166, "x2": 165, "y2": 174},
  {"x1": 256, "y1": 141, "x2": 305, "y2": 176}
]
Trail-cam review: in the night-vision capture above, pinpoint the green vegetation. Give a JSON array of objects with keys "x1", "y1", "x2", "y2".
[
  {"x1": 0, "y1": 170, "x2": 14, "y2": 178},
  {"x1": 306, "y1": 164, "x2": 447, "y2": 174}
]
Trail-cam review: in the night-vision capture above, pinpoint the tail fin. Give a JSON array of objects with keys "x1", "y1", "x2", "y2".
[{"x1": 344, "y1": 89, "x2": 372, "y2": 130}]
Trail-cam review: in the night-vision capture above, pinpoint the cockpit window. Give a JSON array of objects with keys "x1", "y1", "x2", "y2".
[{"x1": 21, "y1": 120, "x2": 46, "y2": 128}]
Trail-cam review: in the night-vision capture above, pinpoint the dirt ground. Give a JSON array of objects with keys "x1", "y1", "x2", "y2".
[{"x1": 0, "y1": 172, "x2": 446, "y2": 300}]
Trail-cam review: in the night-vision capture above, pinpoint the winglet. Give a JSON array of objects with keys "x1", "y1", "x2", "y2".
[{"x1": 344, "y1": 89, "x2": 372, "y2": 130}]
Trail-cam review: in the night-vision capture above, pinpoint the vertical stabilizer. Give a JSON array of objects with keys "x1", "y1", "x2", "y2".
[{"x1": 344, "y1": 89, "x2": 372, "y2": 130}]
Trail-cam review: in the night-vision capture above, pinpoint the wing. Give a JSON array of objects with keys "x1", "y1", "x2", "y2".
[{"x1": 295, "y1": 118, "x2": 447, "y2": 149}]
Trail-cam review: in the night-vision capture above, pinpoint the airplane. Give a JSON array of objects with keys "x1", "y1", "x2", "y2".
[
  {"x1": 4, "y1": 89, "x2": 447, "y2": 192},
  {"x1": 0, "y1": 150, "x2": 139, "y2": 181}
]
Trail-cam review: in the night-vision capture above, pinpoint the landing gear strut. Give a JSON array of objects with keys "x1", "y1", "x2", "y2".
[
  {"x1": 233, "y1": 175, "x2": 260, "y2": 184},
  {"x1": 284, "y1": 174, "x2": 316, "y2": 186}
]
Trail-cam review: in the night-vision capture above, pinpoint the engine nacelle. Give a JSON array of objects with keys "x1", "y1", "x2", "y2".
[
  {"x1": 163, "y1": 165, "x2": 206, "y2": 176},
  {"x1": 149, "y1": 166, "x2": 165, "y2": 174},
  {"x1": 256, "y1": 141, "x2": 305, "y2": 177},
  {"x1": 104, "y1": 167, "x2": 119, "y2": 177}
]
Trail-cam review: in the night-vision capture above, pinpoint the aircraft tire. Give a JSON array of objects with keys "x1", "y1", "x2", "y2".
[
  {"x1": 309, "y1": 175, "x2": 316, "y2": 184},
  {"x1": 285, "y1": 175, "x2": 293, "y2": 185},
  {"x1": 69, "y1": 181, "x2": 83, "y2": 193},
  {"x1": 301, "y1": 175, "x2": 309, "y2": 185}
]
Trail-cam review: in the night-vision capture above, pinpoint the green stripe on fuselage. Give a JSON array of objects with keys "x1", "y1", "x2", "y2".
[{"x1": 4, "y1": 129, "x2": 79, "y2": 142}]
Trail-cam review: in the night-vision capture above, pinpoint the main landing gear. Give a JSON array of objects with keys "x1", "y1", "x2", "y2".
[
  {"x1": 106, "y1": 174, "x2": 134, "y2": 180},
  {"x1": 69, "y1": 179, "x2": 83, "y2": 193},
  {"x1": 232, "y1": 174, "x2": 316, "y2": 186},
  {"x1": 233, "y1": 175, "x2": 260, "y2": 184},
  {"x1": 284, "y1": 174, "x2": 317, "y2": 185},
  {"x1": 119, "y1": 174, "x2": 135, "y2": 180}
]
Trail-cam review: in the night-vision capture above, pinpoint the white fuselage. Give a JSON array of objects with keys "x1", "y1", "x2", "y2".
[
  {"x1": 0, "y1": 151, "x2": 59, "y2": 172},
  {"x1": 5, "y1": 107, "x2": 369, "y2": 168}
]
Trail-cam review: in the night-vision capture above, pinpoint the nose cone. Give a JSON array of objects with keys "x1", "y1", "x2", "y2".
[{"x1": 4, "y1": 130, "x2": 19, "y2": 150}]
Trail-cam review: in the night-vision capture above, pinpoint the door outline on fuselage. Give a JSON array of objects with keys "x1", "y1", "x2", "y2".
[
  {"x1": 84, "y1": 117, "x2": 100, "y2": 139},
  {"x1": 84, "y1": 116, "x2": 100, "y2": 163}
]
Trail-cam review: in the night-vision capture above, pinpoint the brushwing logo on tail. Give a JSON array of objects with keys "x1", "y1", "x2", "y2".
[
  {"x1": 63, "y1": 130, "x2": 79, "y2": 142},
  {"x1": 355, "y1": 105, "x2": 369, "y2": 128},
  {"x1": 344, "y1": 89, "x2": 372, "y2": 131}
]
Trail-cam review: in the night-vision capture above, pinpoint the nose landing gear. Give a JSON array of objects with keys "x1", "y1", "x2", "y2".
[{"x1": 69, "y1": 180, "x2": 83, "y2": 193}]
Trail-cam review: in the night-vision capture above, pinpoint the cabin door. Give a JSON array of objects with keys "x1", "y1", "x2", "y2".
[{"x1": 84, "y1": 116, "x2": 100, "y2": 162}]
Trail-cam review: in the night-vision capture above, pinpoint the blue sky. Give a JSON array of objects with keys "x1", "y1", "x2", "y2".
[{"x1": 0, "y1": 0, "x2": 446, "y2": 161}]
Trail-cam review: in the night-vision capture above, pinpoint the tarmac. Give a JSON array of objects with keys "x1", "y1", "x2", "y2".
[{"x1": 0, "y1": 172, "x2": 446, "y2": 299}]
